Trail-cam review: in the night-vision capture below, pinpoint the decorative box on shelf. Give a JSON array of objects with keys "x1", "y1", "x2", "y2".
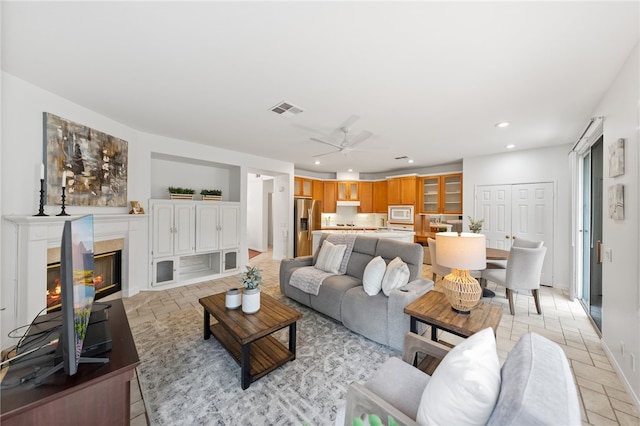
[
  {"x1": 202, "y1": 195, "x2": 222, "y2": 201},
  {"x1": 169, "y1": 194, "x2": 194, "y2": 200}
]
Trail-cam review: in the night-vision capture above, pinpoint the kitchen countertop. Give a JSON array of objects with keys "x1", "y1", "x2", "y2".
[{"x1": 314, "y1": 229, "x2": 415, "y2": 236}]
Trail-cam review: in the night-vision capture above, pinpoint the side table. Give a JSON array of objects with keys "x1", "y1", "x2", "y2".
[{"x1": 404, "y1": 291, "x2": 502, "y2": 341}]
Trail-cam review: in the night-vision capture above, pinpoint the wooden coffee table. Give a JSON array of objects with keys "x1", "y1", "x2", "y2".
[
  {"x1": 404, "y1": 291, "x2": 502, "y2": 342},
  {"x1": 199, "y1": 292, "x2": 302, "y2": 390}
]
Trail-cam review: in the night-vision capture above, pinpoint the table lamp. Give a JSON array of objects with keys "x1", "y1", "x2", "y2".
[{"x1": 436, "y1": 232, "x2": 486, "y2": 314}]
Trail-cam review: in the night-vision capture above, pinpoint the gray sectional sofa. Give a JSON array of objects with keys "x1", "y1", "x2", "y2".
[{"x1": 279, "y1": 234, "x2": 434, "y2": 350}]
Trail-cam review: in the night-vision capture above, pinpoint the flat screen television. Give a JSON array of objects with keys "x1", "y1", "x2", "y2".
[{"x1": 36, "y1": 215, "x2": 108, "y2": 384}]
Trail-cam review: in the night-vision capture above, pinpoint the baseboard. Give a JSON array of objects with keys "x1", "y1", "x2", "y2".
[{"x1": 601, "y1": 338, "x2": 640, "y2": 412}]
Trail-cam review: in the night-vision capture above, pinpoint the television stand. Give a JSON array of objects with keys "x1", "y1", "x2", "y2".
[
  {"x1": 0, "y1": 300, "x2": 140, "y2": 426},
  {"x1": 34, "y1": 356, "x2": 109, "y2": 386}
]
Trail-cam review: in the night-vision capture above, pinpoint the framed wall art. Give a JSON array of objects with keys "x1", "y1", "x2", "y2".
[
  {"x1": 608, "y1": 184, "x2": 624, "y2": 220},
  {"x1": 608, "y1": 138, "x2": 625, "y2": 177},
  {"x1": 44, "y1": 113, "x2": 128, "y2": 207}
]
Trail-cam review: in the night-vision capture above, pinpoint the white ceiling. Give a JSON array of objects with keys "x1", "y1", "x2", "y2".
[{"x1": 3, "y1": 1, "x2": 639, "y2": 174}]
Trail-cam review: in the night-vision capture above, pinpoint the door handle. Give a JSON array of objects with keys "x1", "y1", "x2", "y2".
[
  {"x1": 596, "y1": 240, "x2": 602, "y2": 264},
  {"x1": 505, "y1": 235, "x2": 511, "y2": 239}
]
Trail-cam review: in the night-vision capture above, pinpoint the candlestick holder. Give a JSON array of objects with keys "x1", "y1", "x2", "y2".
[
  {"x1": 56, "y1": 187, "x2": 69, "y2": 216},
  {"x1": 34, "y1": 178, "x2": 49, "y2": 216}
]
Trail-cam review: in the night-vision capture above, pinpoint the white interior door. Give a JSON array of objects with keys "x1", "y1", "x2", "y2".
[
  {"x1": 511, "y1": 183, "x2": 554, "y2": 285},
  {"x1": 476, "y1": 182, "x2": 554, "y2": 285},
  {"x1": 476, "y1": 185, "x2": 511, "y2": 249}
]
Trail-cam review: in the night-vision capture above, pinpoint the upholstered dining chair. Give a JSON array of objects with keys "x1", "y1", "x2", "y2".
[
  {"x1": 427, "y1": 238, "x2": 450, "y2": 282},
  {"x1": 486, "y1": 238, "x2": 544, "y2": 269},
  {"x1": 481, "y1": 246, "x2": 547, "y2": 315}
]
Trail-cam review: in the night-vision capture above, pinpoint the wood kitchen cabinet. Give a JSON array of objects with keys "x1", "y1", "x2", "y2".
[
  {"x1": 373, "y1": 180, "x2": 388, "y2": 213},
  {"x1": 337, "y1": 181, "x2": 359, "y2": 201},
  {"x1": 294, "y1": 177, "x2": 313, "y2": 198},
  {"x1": 358, "y1": 182, "x2": 373, "y2": 213},
  {"x1": 312, "y1": 180, "x2": 323, "y2": 201},
  {"x1": 323, "y1": 181, "x2": 337, "y2": 213},
  {"x1": 387, "y1": 176, "x2": 417, "y2": 205},
  {"x1": 419, "y1": 173, "x2": 462, "y2": 214}
]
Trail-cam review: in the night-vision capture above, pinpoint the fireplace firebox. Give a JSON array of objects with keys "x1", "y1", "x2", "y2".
[{"x1": 46, "y1": 250, "x2": 122, "y2": 312}]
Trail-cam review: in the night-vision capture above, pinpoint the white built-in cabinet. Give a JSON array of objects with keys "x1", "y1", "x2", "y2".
[{"x1": 150, "y1": 200, "x2": 240, "y2": 287}]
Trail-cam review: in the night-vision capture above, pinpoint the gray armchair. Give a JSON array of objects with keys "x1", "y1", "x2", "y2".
[
  {"x1": 344, "y1": 331, "x2": 580, "y2": 426},
  {"x1": 482, "y1": 246, "x2": 547, "y2": 315}
]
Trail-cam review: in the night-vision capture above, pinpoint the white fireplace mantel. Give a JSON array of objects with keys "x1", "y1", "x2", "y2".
[{"x1": 2, "y1": 214, "x2": 148, "y2": 345}]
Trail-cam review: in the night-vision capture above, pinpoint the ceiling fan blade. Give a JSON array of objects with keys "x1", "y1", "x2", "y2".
[
  {"x1": 310, "y1": 137, "x2": 343, "y2": 149},
  {"x1": 340, "y1": 115, "x2": 360, "y2": 130},
  {"x1": 312, "y1": 150, "x2": 339, "y2": 158},
  {"x1": 346, "y1": 130, "x2": 373, "y2": 148}
]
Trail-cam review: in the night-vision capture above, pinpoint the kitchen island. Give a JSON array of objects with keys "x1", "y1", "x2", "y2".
[{"x1": 311, "y1": 229, "x2": 416, "y2": 254}]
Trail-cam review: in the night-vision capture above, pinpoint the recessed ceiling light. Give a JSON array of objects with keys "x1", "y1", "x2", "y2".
[
  {"x1": 348, "y1": 169, "x2": 353, "y2": 172},
  {"x1": 505, "y1": 144, "x2": 515, "y2": 149},
  {"x1": 314, "y1": 160, "x2": 320, "y2": 165},
  {"x1": 407, "y1": 159, "x2": 414, "y2": 163},
  {"x1": 495, "y1": 121, "x2": 510, "y2": 128}
]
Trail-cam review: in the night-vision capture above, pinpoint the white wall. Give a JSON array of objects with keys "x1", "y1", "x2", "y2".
[
  {"x1": 593, "y1": 42, "x2": 639, "y2": 401},
  {"x1": 463, "y1": 144, "x2": 572, "y2": 288}
]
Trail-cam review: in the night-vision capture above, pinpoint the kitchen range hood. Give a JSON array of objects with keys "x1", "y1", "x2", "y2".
[{"x1": 337, "y1": 200, "x2": 360, "y2": 207}]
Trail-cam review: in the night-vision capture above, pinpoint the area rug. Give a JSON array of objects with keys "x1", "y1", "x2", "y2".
[{"x1": 131, "y1": 293, "x2": 399, "y2": 425}]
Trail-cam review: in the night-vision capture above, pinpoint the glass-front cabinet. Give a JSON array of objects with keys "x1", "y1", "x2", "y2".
[
  {"x1": 420, "y1": 173, "x2": 462, "y2": 215},
  {"x1": 442, "y1": 174, "x2": 462, "y2": 214},
  {"x1": 337, "y1": 181, "x2": 359, "y2": 201},
  {"x1": 421, "y1": 177, "x2": 439, "y2": 213}
]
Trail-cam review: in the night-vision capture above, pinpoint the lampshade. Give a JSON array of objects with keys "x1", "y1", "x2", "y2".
[{"x1": 436, "y1": 232, "x2": 486, "y2": 270}]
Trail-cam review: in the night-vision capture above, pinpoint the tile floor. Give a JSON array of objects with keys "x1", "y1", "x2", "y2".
[{"x1": 123, "y1": 251, "x2": 639, "y2": 426}]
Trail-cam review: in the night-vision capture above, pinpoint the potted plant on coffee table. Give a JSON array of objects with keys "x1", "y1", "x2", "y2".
[
  {"x1": 240, "y1": 265, "x2": 262, "y2": 314},
  {"x1": 168, "y1": 186, "x2": 196, "y2": 200},
  {"x1": 200, "y1": 189, "x2": 222, "y2": 201}
]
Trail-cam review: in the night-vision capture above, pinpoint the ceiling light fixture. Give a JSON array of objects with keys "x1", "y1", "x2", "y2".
[
  {"x1": 407, "y1": 159, "x2": 414, "y2": 164},
  {"x1": 314, "y1": 160, "x2": 320, "y2": 165},
  {"x1": 495, "y1": 121, "x2": 510, "y2": 128},
  {"x1": 506, "y1": 144, "x2": 515, "y2": 149},
  {"x1": 348, "y1": 169, "x2": 353, "y2": 172}
]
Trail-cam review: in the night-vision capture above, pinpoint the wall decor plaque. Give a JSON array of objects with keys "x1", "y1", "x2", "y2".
[
  {"x1": 608, "y1": 184, "x2": 624, "y2": 220},
  {"x1": 608, "y1": 138, "x2": 625, "y2": 177},
  {"x1": 44, "y1": 113, "x2": 128, "y2": 207}
]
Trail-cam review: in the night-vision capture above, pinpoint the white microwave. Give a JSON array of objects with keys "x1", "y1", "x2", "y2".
[{"x1": 388, "y1": 205, "x2": 414, "y2": 224}]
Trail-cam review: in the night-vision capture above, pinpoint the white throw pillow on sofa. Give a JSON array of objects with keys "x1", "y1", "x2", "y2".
[
  {"x1": 363, "y1": 256, "x2": 386, "y2": 296},
  {"x1": 381, "y1": 257, "x2": 410, "y2": 296},
  {"x1": 314, "y1": 240, "x2": 347, "y2": 274},
  {"x1": 416, "y1": 327, "x2": 501, "y2": 426}
]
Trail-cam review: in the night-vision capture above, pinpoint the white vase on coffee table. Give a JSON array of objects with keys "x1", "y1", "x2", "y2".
[{"x1": 242, "y1": 288, "x2": 260, "y2": 314}]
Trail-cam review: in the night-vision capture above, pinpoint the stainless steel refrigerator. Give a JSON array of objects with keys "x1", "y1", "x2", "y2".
[{"x1": 294, "y1": 198, "x2": 322, "y2": 257}]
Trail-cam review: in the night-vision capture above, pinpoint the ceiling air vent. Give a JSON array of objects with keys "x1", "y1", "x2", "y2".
[
  {"x1": 394, "y1": 156, "x2": 409, "y2": 160},
  {"x1": 270, "y1": 101, "x2": 304, "y2": 117}
]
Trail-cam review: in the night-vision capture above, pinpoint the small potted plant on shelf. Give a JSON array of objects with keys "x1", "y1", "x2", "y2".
[
  {"x1": 468, "y1": 216, "x2": 484, "y2": 234},
  {"x1": 168, "y1": 187, "x2": 195, "y2": 200},
  {"x1": 200, "y1": 189, "x2": 222, "y2": 201},
  {"x1": 240, "y1": 265, "x2": 262, "y2": 314}
]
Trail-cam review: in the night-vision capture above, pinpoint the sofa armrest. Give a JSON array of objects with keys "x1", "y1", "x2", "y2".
[
  {"x1": 402, "y1": 332, "x2": 451, "y2": 365},
  {"x1": 279, "y1": 256, "x2": 313, "y2": 294},
  {"x1": 386, "y1": 279, "x2": 434, "y2": 350},
  {"x1": 345, "y1": 382, "x2": 419, "y2": 426}
]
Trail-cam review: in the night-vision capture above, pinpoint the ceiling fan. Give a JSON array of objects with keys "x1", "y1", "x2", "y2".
[{"x1": 309, "y1": 116, "x2": 374, "y2": 158}]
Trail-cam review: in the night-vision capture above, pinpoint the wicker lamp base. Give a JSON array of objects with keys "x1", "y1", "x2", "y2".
[{"x1": 442, "y1": 269, "x2": 482, "y2": 314}]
